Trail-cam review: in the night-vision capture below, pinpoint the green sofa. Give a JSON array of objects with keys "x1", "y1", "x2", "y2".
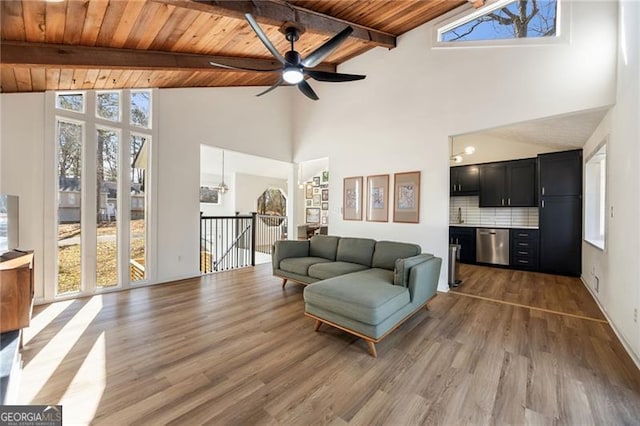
[{"x1": 272, "y1": 235, "x2": 442, "y2": 357}]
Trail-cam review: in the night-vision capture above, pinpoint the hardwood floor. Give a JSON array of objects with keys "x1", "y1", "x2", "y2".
[
  {"x1": 451, "y1": 263, "x2": 607, "y2": 321},
  {"x1": 19, "y1": 263, "x2": 640, "y2": 425}
]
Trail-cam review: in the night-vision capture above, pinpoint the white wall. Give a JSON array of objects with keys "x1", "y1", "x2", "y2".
[
  {"x1": 0, "y1": 93, "x2": 46, "y2": 299},
  {"x1": 235, "y1": 172, "x2": 287, "y2": 214},
  {"x1": 292, "y1": 0, "x2": 618, "y2": 291},
  {"x1": 157, "y1": 87, "x2": 293, "y2": 282},
  {"x1": 582, "y1": 0, "x2": 640, "y2": 363}
]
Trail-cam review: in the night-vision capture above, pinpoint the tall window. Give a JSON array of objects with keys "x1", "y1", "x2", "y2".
[
  {"x1": 56, "y1": 117, "x2": 84, "y2": 294},
  {"x1": 54, "y1": 90, "x2": 153, "y2": 297},
  {"x1": 585, "y1": 143, "x2": 606, "y2": 249},
  {"x1": 437, "y1": 0, "x2": 558, "y2": 43}
]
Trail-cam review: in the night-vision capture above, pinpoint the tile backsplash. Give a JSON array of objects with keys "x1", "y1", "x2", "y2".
[{"x1": 450, "y1": 196, "x2": 539, "y2": 227}]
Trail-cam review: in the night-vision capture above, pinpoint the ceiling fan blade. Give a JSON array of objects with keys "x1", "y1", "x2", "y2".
[
  {"x1": 297, "y1": 80, "x2": 319, "y2": 101},
  {"x1": 256, "y1": 77, "x2": 284, "y2": 97},
  {"x1": 209, "y1": 61, "x2": 281, "y2": 73},
  {"x1": 305, "y1": 69, "x2": 366, "y2": 82},
  {"x1": 244, "y1": 13, "x2": 286, "y2": 65},
  {"x1": 301, "y1": 26, "x2": 354, "y2": 68}
]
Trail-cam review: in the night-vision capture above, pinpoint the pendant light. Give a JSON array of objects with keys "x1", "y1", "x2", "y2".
[{"x1": 218, "y1": 150, "x2": 229, "y2": 194}]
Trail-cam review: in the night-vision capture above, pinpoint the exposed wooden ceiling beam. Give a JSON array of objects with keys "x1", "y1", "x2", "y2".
[
  {"x1": 0, "y1": 41, "x2": 336, "y2": 73},
  {"x1": 151, "y1": 0, "x2": 396, "y2": 49}
]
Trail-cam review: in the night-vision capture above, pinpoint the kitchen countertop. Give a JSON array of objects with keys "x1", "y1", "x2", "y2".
[{"x1": 449, "y1": 223, "x2": 539, "y2": 230}]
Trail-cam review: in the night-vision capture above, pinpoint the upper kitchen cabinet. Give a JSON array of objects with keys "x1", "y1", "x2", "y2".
[
  {"x1": 538, "y1": 149, "x2": 582, "y2": 196},
  {"x1": 479, "y1": 158, "x2": 537, "y2": 207},
  {"x1": 508, "y1": 159, "x2": 537, "y2": 206},
  {"x1": 450, "y1": 165, "x2": 479, "y2": 196}
]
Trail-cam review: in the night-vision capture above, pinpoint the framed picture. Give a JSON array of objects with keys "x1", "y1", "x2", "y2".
[
  {"x1": 343, "y1": 176, "x2": 363, "y2": 221},
  {"x1": 366, "y1": 174, "x2": 389, "y2": 222},
  {"x1": 321, "y1": 170, "x2": 329, "y2": 184},
  {"x1": 305, "y1": 184, "x2": 313, "y2": 199},
  {"x1": 393, "y1": 171, "x2": 420, "y2": 223},
  {"x1": 305, "y1": 199, "x2": 312, "y2": 207},
  {"x1": 313, "y1": 176, "x2": 321, "y2": 186},
  {"x1": 321, "y1": 188, "x2": 329, "y2": 201},
  {"x1": 312, "y1": 194, "x2": 321, "y2": 206},
  {"x1": 321, "y1": 202, "x2": 328, "y2": 210},
  {"x1": 306, "y1": 207, "x2": 321, "y2": 224},
  {"x1": 313, "y1": 187, "x2": 321, "y2": 195},
  {"x1": 199, "y1": 186, "x2": 220, "y2": 204},
  {"x1": 321, "y1": 213, "x2": 328, "y2": 225}
]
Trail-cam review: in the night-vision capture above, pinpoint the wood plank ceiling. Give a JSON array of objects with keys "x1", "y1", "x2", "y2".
[{"x1": 0, "y1": 0, "x2": 465, "y2": 93}]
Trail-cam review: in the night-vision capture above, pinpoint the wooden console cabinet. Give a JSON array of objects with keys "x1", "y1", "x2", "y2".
[{"x1": 0, "y1": 251, "x2": 34, "y2": 333}]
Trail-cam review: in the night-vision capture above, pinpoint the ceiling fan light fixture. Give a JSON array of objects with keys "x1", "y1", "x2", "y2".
[
  {"x1": 283, "y1": 67, "x2": 304, "y2": 84},
  {"x1": 452, "y1": 155, "x2": 463, "y2": 163}
]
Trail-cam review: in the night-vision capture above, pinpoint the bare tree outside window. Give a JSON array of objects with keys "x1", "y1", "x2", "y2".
[
  {"x1": 441, "y1": 0, "x2": 557, "y2": 42},
  {"x1": 257, "y1": 188, "x2": 287, "y2": 226}
]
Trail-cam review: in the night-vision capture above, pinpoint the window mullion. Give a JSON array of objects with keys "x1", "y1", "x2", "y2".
[
  {"x1": 83, "y1": 92, "x2": 98, "y2": 295},
  {"x1": 120, "y1": 91, "x2": 132, "y2": 288}
]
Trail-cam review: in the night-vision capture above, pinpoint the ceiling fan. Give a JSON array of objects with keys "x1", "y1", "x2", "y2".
[{"x1": 209, "y1": 14, "x2": 366, "y2": 101}]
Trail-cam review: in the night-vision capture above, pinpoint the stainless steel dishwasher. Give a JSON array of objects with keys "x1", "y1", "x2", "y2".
[{"x1": 476, "y1": 228, "x2": 510, "y2": 265}]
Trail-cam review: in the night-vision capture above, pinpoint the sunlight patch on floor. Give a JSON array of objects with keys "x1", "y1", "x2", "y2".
[
  {"x1": 20, "y1": 296, "x2": 104, "y2": 404},
  {"x1": 22, "y1": 300, "x2": 74, "y2": 346},
  {"x1": 59, "y1": 332, "x2": 106, "y2": 425}
]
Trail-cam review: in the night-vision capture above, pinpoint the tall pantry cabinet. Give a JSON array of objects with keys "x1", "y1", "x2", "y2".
[{"x1": 538, "y1": 149, "x2": 583, "y2": 276}]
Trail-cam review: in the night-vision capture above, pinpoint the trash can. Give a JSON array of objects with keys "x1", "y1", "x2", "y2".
[{"x1": 448, "y1": 244, "x2": 462, "y2": 287}]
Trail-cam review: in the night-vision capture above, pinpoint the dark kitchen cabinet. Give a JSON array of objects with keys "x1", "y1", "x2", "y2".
[
  {"x1": 539, "y1": 196, "x2": 581, "y2": 276},
  {"x1": 479, "y1": 159, "x2": 536, "y2": 207},
  {"x1": 479, "y1": 163, "x2": 506, "y2": 207},
  {"x1": 538, "y1": 149, "x2": 582, "y2": 197},
  {"x1": 538, "y1": 149, "x2": 583, "y2": 277},
  {"x1": 508, "y1": 159, "x2": 537, "y2": 207},
  {"x1": 449, "y1": 227, "x2": 476, "y2": 264},
  {"x1": 450, "y1": 165, "x2": 479, "y2": 196},
  {"x1": 510, "y1": 229, "x2": 539, "y2": 271}
]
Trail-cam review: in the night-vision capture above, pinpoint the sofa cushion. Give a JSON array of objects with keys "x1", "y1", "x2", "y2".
[
  {"x1": 336, "y1": 237, "x2": 376, "y2": 267},
  {"x1": 353, "y1": 267, "x2": 395, "y2": 283},
  {"x1": 308, "y1": 261, "x2": 368, "y2": 280},
  {"x1": 304, "y1": 273, "x2": 410, "y2": 325},
  {"x1": 280, "y1": 257, "x2": 332, "y2": 276},
  {"x1": 371, "y1": 241, "x2": 422, "y2": 270},
  {"x1": 393, "y1": 253, "x2": 434, "y2": 287},
  {"x1": 309, "y1": 235, "x2": 340, "y2": 260}
]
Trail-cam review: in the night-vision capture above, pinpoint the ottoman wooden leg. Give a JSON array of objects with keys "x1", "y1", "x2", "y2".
[
  {"x1": 314, "y1": 320, "x2": 322, "y2": 332},
  {"x1": 366, "y1": 340, "x2": 378, "y2": 358},
  {"x1": 281, "y1": 278, "x2": 288, "y2": 289}
]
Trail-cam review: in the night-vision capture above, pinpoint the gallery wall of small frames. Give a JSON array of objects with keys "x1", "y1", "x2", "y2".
[
  {"x1": 305, "y1": 170, "x2": 330, "y2": 225},
  {"x1": 343, "y1": 171, "x2": 420, "y2": 224}
]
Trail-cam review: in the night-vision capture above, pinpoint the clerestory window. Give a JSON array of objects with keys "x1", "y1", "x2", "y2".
[{"x1": 436, "y1": 0, "x2": 559, "y2": 44}]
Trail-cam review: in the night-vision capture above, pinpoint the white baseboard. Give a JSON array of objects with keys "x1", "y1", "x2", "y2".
[{"x1": 580, "y1": 276, "x2": 640, "y2": 372}]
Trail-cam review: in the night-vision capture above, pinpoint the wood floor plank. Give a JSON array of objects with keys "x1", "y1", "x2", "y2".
[{"x1": 18, "y1": 263, "x2": 640, "y2": 425}]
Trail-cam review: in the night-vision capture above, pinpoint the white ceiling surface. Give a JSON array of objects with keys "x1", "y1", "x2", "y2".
[
  {"x1": 200, "y1": 145, "x2": 291, "y2": 180},
  {"x1": 454, "y1": 108, "x2": 609, "y2": 148}
]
